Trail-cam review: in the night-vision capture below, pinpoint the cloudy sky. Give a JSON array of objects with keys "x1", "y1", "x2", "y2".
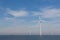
[
  {"x1": 40, "y1": 0, "x2": 60, "y2": 35},
  {"x1": 0, "y1": 0, "x2": 60, "y2": 35},
  {"x1": 0, "y1": 0, "x2": 40, "y2": 35}
]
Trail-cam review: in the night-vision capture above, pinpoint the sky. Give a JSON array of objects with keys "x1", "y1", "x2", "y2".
[
  {"x1": 0, "y1": 0, "x2": 40, "y2": 35},
  {"x1": 0, "y1": 0, "x2": 60, "y2": 35},
  {"x1": 40, "y1": 0, "x2": 60, "y2": 35}
]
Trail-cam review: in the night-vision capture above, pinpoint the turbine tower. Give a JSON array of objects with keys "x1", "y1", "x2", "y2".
[{"x1": 39, "y1": 16, "x2": 42, "y2": 36}]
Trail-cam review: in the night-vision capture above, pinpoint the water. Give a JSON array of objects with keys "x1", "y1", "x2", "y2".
[
  {"x1": 41, "y1": 35, "x2": 60, "y2": 40},
  {"x1": 0, "y1": 35, "x2": 60, "y2": 40},
  {"x1": 0, "y1": 35, "x2": 40, "y2": 40}
]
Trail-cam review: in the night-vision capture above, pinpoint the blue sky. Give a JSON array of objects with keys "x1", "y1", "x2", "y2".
[
  {"x1": 0, "y1": 0, "x2": 40, "y2": 35},
  {"x1": 40, "y1": 0, "x2": 60, "y2": 35},
  {"x1": 0, "y1": 0, "x2": 60, "y2": 35}
]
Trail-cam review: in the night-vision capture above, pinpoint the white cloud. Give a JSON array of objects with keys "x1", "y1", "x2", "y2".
[
  {"x1": 39, "y1": 7, "x2": 60, "y2": 35},
  {"x1": 40, "y1": 7, "x2": 60, "y2": 18},
  {"x1": 32, "y1": 7, "x2": 60, "y2": 18},
  {"x1": 32, "y1": 11, "x2": 40, "y2": 16},
  {"x1": 6, "y1": 8, "x2": 29, "y2": 17}
]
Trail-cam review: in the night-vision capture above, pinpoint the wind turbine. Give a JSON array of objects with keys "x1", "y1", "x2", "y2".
[{"x1": 39, "y1": 15, "x2": 42, "y2": 36}]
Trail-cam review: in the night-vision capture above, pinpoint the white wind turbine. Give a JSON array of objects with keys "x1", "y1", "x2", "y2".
[{"x1": 39, "y1": 16, "x2": 42, "y2": 36}]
